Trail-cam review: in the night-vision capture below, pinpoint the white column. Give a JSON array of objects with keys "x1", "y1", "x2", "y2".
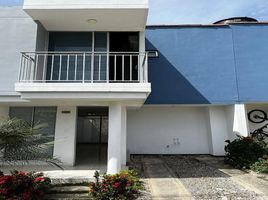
[
  {"x1": 233, "y1": 104, "x2": 249, "y2": 137},
  {"x1": 121, "y1": 106, "x2": 127, "y2": 166},
  {"x1": 107, "y1": 103, "x2": 122, "y2": 174},
  {"x1": 53, "y1": 106, "x2": 77, "y2": 166},
  {"x1": 206, "y1": 106, "x2": 229, "y2": 156},
  {"x1": 225, "y1": 104, "x2": 249, "y2": 141}
]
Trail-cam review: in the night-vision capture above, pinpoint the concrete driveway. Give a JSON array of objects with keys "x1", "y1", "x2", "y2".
[{"x1": 131, "y1": 155, "x2": 268, "y2": 200}]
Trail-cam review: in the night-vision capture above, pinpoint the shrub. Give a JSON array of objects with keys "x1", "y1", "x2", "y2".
[
  {"x1": 0, "y1": 118, "x2": 60, "y2": 167},
  {"x1": 250, "y1": 158, "x2": 268, "y2": 173},
  {"x1": 0, "y1": 170, "x2": 51, "y2": 200},
  {"x1": 89, "y1": 170, "x2": 143, "y2": 200},
  {"x1": 225, "y1": 136, "x2": 267, "y2": 169}
]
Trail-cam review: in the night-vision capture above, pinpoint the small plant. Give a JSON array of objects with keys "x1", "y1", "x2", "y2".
[
  {"x1": 89, "y1": 170, "x2": 143, "y2": 200},
  {"x1": 225, "y1": 136, "x2": 267, "y2": 169},
  {"x1": 250, "y1": 158, "x2": 268, "y2": 173},
  {"x1": 0, "y1": 170, "x2": 51, "y2": 200}
]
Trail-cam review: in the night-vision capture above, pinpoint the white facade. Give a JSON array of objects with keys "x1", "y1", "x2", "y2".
[{"x1": 0, "y1": 1, "x2": 261, "y2": 175}]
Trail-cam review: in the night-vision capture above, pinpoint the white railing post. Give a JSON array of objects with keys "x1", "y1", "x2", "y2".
[
  {"x1": 91, "y1": 52, "x2": 94, "y2": 83},
  {"x1": 82, "y1": 53, "x2": 86, "y2": 83},
  {"x1": 114, "y1": 55, "x2": 117, "y2": 81},
  {"x1": 50, "y1": 55, "x2": 54, "y2": 81},
  {"x1": 122, "y1": 55, "x2": 124, "y2": 81},
  {"x1": 59, "y1": 54, "x2": 62, "y2": 80},
  {"x1": 18, "y1": 54, "x2": 23, "y2": 81},
  {"x1": 74, "y1": 54, "x2": 77, "y2": 81},
  {"x1": 138, "y1": 54, "x2": 141, "y2": 82},
  {"x1": 34, "y1": 54, "x2": 39, "y2": 81},
  {"x1": 67, "y1": 55, "x2": 70, "y2": 81},
  {"x1": 130, "y1": 55, "x2": 132, "y2": 81},
  {"x1": 144, "y1": 53, "x2": 148, "y2": 83},
  {"x1": 42, "y1": 54, "x2": 47, "y2": 82}
]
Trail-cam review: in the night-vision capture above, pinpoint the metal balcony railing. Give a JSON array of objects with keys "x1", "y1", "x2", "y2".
[{"x1": 19, "y1": 52, "x2": 148, "y2": 83}]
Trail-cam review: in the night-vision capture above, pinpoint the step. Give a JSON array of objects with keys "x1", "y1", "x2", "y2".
[
  {"x1": 48, "y1": 186, "x2": 89, "y2": 194},
  {"x1": 45, "y1": 193, "x2": 91, "y2": 200}
]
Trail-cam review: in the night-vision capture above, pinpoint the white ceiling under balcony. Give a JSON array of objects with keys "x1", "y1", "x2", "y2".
[{"x1": 23, "y1": 0, "x2": 148, "y2": 31}]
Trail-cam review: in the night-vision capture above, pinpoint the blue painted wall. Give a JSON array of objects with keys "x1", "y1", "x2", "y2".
[
  {"x1": 231, "y1": 24, "x2": 268, "y2": 103},
  {"x1": 145, "y1": 24, "x2": 268, "y2": 104}
]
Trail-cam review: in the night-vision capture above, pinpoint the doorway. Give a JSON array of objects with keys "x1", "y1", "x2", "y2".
[
  {"x1": 75, "y1": 107, "x2": 108, "y2": 169},
  {"x1": 109, "y1": 32, "x2": 139, "y2": 82}
]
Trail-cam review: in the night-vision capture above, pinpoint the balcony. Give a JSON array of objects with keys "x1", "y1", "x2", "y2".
[
  {"x1": 15, "y1": 52, "x2": 151, "y2": 102},
  {"x1": 23, "y1": 0, "x2": 148, "y2": 31}
]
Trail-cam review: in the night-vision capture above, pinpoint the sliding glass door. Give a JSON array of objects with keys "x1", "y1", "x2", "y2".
[{"x1": 47, "y1": 32, "x2": 107, "y2": 82}]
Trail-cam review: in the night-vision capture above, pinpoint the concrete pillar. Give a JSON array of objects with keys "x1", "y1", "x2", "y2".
[
  {"x1": 121, "y1": 106, "x2": 127, "y2": 166},
  {"x1": 0, "y1": 106, "x2": 9, "y2": 121},
  {"x1": 233, "y1": 104, "x2": 249, "y2": 137},
  {"x1": 53, "y1": 106, "x2": 77, "y2": 166},
  {"x1": 107, "y1": 103, "x2": 122, "y2": 174},
  {"x1": 206, "y1": 106, "x2": 229, "y2": 156},
  {"x1": 225, "y1": 104, "x2": 249, "y2": 141}
]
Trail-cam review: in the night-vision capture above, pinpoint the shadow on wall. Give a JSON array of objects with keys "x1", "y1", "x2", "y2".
[{"x1": 145, "y1": 39, "x2": 210, "y2": 104}]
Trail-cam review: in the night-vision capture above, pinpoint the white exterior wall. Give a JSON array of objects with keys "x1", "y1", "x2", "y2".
[
  {"x1": 206, "y1": 107, "x2": 230, "y2": 155},
  {"x1": 0, "y1": 7, "x2": 38, "y2": 96},
  {"x1": 53, "y1": 106, "x2": 77, "y2": 166},
  {"x1": 127, "y1": 106, "x2": 210, "y2": 154},
  {"x1": 127, "y1": 105, "x2": 249, "y2": 156}
]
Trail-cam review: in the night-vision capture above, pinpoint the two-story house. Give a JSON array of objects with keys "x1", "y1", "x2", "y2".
[{"x1": 0, "y1": 0, "x2": 267, "y2": 174}]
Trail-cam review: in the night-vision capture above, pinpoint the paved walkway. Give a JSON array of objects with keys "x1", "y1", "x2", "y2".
[
  {"x1": 131, "y1": 155, "x2": 267, "y2": 200},
  {"x1": 141, "y1": 157, "x2": 192, "y2": 199}
]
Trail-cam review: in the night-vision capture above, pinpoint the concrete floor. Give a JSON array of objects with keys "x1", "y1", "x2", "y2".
[
  {"x1": 0, "y1": 144, "x2": 107, "y2": 183},
  {"x1": 75, "y1": 143, "x2": 107, "y2": 172}
]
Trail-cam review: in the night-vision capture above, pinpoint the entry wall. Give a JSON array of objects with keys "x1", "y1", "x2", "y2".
[{"x1": 127, "y1": 106, "x2": 210, "y2": 154}]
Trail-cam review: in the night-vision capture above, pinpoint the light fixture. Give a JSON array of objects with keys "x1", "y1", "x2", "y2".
[
  {"x1": 87, "y1": 19, "x2": 98, "y2": 24},
  {"x1": 147, "y1": 50, "x2": 159, "y2": 58}
]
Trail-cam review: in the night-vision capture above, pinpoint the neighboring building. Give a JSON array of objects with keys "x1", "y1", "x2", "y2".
[{"x1": 0, "y1": 0, "x2": 267, "y2": 174}]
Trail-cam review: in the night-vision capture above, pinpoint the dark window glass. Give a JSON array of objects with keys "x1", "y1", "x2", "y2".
[{"x1": 9, "y1": 107, "x2": 57, "y2": 157}]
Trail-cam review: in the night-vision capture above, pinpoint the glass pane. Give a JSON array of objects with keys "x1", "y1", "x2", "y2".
[
  {"x1": 101, "y1": 116, "x2": 108, "y2": 143},
  {"x1": 49, "y1": 32, "x2": 92, "y2": 52},
  {"x1": 9, "y1": 107, "x2": 33, "y2": 125},
  {"x1": 94, "y1": 32, "x2": 107, "y2": 81},
  {"x1": 47, "y1": 32, "x2": 93, "y2": 81},
  {"x1": 33, "y1": 107, "x2": 57, "y2": 157},
  {"x1": 77, "y1": 116, "x2": 101, "y2": 143},
  {"x1": 95, "y1": 32, "x2": 107, "y2": 52},
  {"x1": 33, "y1": 107, "x2": 57, "y2": 137}
]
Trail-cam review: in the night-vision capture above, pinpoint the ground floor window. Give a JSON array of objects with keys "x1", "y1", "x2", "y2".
[{"x1": 9, "y1": 107, "x2": 57, "y2": 157}]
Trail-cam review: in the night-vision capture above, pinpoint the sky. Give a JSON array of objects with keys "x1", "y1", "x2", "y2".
[{"x1": 1, "y1": 0, "x2": 268, "y2": 25}]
